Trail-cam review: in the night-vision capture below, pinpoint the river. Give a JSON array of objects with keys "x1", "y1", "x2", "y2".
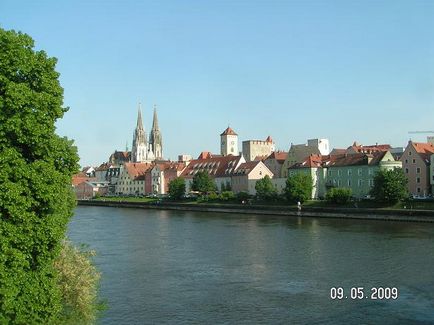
[{"x1": 68, "y1": 206, "x2": 434, "y2": 324}]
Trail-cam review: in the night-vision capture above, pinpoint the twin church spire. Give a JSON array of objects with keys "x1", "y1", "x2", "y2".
[{"x1": 131, "y1": 103, "x2": 163, "y2": 162}]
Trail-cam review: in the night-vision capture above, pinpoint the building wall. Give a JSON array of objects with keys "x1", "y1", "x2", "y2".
[
  {"x1": 242, "y1": 140, "x2": 275, "y2": 162},
  {"x1": 281, "y1": 146, "x2": 321, "y2": 178},
  {"x1": 263, "y1": 158, "x2": 283, "y2": 178},
  {"x1": 115, "y1": 168, "x2": 146, "y2": 195},
  {"x1": 431, "y1": 155, "x2": 434, "y2": 194},
  {"x1": 401, "y1": 144, "x2": 431, "y2": 196}
]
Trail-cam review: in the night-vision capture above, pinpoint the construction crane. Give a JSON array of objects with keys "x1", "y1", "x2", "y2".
[{"x1": 408, "y1": 131, "x2": 434, "y2": 134}]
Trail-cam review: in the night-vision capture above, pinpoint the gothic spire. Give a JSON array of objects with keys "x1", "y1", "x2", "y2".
[
  {"x1": 152, "y1": 104, "x2": 159, "y2": 130},
  {"x1": 136, "y1": 102, "x2": 144, "y2": 130}
]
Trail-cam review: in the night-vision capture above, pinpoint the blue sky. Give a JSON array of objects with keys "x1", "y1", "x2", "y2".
[{"x1": 2, "y1": 0, "x2": 434, "y2": 166}]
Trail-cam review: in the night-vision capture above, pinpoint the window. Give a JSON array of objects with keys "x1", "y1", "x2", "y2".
[
  {"x1": 337, "y1": 180, "x2": 341, "y2": 186},
  {"x1": 409, "y1": 151, "x2": 412, "y2": 156},
  {"x1": 358, "y1": 179, "x2": 363, "y2": 187},
  {"x1": 337, "y1": 170, "x2": 341, "y2": 176},
  {"x1": 358, "y1": 169, "x2": 362, "y2": 176},
  {"x1": 348, "y1": 170, "x2": 352, "y2": 176},
  {"x1": 405, "y1": 168, "x2": 409, "y2": 174},
  {"x1": 416, "y1": 177, "x2": 421, "y2": 184},
  {"x1": 347, "y1": 180, "x2": 351, "y2": 186},
  {"x1": 368, "y1": 169, "x2": 373, "y2": 175},
  {"x1": 405, "y1": 159, "x2": 408, "y2": 164},
  {"x1": 328, "y1": 170, "x2": 332, "y2": 176},
  {"x1": 416, "y1": 167, "x2": 421, "y2": 174},
  {"x1": 413, "y1": 159, "x2": 416, "y2": 164},
  {"x1": 417, "y1": 187, "x2": 421, "y2": 193}
]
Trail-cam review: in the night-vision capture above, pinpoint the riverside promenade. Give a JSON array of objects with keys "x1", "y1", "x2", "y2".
[{"x1": 77, "y1": 200, "x2": 434, "y2": 223}]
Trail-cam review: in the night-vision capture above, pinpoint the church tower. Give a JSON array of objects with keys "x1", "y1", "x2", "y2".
[
  {"x1": 131, "y1": 103, "x2": 148, "y2": 162},
  {"x1": 220, "y1": 126, "x2": 238, "y2": 156},
  {"x1": 149, "y1": 105, "x2": 163, "y2": 159}
]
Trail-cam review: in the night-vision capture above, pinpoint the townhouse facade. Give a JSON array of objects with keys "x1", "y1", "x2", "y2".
[
  {"x1": 231, "y1": 161, "x2": 274, "y2": 195},
  {"x1": 401, "y1": 141, "x2": 434, "y2": 197},
  {"x1": 115, "y1": 162, "x2": 153, "y2": 195}
]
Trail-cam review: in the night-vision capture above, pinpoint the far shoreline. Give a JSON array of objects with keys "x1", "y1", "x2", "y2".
[{"x1": 76, "y1": 200, "x2": 434, "y2": 223}]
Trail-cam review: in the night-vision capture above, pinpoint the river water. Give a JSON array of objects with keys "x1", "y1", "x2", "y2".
[{"x1": 68, "y1": 206, "x2": 434, "y2": 324}]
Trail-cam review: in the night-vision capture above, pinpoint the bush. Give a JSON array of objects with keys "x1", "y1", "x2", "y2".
[
  {"x1": 236, "y1": 191, "x2": 251, "y2": 203},
  {"x1": 54, "y1": 241, "x2": 105, "y2": 324},
  {"x1": 220, "y1": 191, "x2": 235, "y2": 201},
  {"x1": 326, "y1": 188, "x2": 352, "y2": 204}
]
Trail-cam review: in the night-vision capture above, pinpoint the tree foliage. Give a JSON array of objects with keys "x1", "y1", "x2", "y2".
[
  {"x1": 0, "y1": 28, "x2": 79, "y2": 323},
  {"x1": 191, "y1": 171, "x2": 216, "y2": 194},
  {"x1": 325, "y1": 188, "x2": 352, "y2": 204},
  {"x1": 255, "y1": 175, "x2": 277, "y2": 201},
  {"x1": 284, "y1": 173, "x2": 313, "y2": 203},
  {"x1": 168, "y1": 177, "x2": 186, "y2": 200},
  {"x1": 370, "y1": 168, "x2": 408, "y2": 204}
]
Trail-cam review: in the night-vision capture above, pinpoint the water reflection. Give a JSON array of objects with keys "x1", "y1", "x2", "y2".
[{"x1": 69, "y1": 206, "x2": 434, "y2": 324}]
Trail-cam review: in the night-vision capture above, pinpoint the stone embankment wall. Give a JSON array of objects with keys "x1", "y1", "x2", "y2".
[{"x1": 77, "y1": 200, "x2": 434, "y2": 223}]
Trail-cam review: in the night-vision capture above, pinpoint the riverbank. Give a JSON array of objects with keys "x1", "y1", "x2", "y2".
[{"x1": 77, "y1": 200, "x2": 434, "y2": 223}]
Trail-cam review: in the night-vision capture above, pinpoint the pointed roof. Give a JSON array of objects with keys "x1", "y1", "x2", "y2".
[
  {"x1": 152, "y1": 105, "x2": 159, "y2": 130},
  {"x1": 265, "y1": 135, "x2": 273, "y2": 142},
  {"x1": 410, "y1": 141, "x2": 434, "y2": 162},
  {"x1": 136, "y1": 103, "x2": 144, "y2": 130},
  {"x1": 220, "y1": 126, "x2": 237, "y2": 136}
]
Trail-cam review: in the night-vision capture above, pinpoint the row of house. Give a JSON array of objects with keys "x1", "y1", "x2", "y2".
[{"x1": 73, "y1": 125, "x2": 434, "y2": 199}]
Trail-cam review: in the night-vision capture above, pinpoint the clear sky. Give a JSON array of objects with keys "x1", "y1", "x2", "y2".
[{"x1": 1, "y1": 0, "x2": 434, "y2": 167}]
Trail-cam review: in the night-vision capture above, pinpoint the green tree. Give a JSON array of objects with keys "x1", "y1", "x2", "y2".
[
  {"x1": 168, "y1": 177, "x2": 186, "y2": 200},
  {"x1": 284, "y1": 173, "x2": 313, "y2": 203},
  {"x1": 325, "y1": 187, "x2": 352, "y2": 204},
  {"x1": 191, "y1": 171, "x2": 216, "y2": 194},
  {"x1": 370, "y1": 168, "x2": 408, "y2": 204},
  {"x1": 0, "y1": 28, "x2": 79, "y2": 323},
  {"x1": 255, "y1": 175, "x2": 277, "y2": 201}
]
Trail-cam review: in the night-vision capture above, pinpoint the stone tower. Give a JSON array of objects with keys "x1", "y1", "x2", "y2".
[
  {"x1": 149, "y1": 105, "x2": 163, "y2": 159},
  {"x1": 131, "y1": 103, "x2": 148, "y2": 162},
  {"x1": 220, "y1": 126, "x2": 238, "y2": 156}
]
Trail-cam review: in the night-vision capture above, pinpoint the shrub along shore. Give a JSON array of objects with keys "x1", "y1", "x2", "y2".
[{"x1": 78, "y1": 198, "x2": 434, "y2": 223}]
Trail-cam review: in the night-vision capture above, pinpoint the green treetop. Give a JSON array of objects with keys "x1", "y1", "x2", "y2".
[
  {"x1": 284, "y1": 173, "x2": 313, "y2": 203},
  {"x1": 191, "y1": 171, "x2": 217, "y2": 194},
  {"x1": 370, "y1": 168, "x2": 408, "y2": 204},
  {"x1": 255, "y1": 175, "x2": 277, "y2": 201},
  {"x1": 0, "y1": 28, "x2": 79, "y2": 323}
]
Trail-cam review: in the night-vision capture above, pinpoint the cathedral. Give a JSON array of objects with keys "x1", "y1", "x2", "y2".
[{"x1": 131, "y1": 103, "x2": 163, "y2": 162}]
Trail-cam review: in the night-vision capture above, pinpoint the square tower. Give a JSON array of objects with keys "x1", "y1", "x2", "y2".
[{"x1": 220, "y1": 127, "x2": 238, "y2": 156}]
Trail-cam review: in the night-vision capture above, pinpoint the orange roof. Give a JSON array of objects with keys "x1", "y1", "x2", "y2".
[
  {"x1": 198, "y1": 151, "x2": 213, "y2": 159},
  {"x1": 180, "y1": 155, "x2": 243, "y2": 178},
  {"x1": 411, "y1": 142, "x2": 434, "y2": 161},
  {"x1": 72, "y1": 173, "x2": 96, "y2": 186},
  {"x1": 220, "y1": 127, "x2": 237, "y2": 136},
  {"x1": 124, "y1": 162, "x2": 154, "y2": 180},
  {"x1": 265, "y1": 135, "x2": 273, "y2": 142}
]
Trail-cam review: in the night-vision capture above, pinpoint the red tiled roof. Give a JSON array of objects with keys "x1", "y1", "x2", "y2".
[
  {"x1": 198, "y1": 151, "x2": 213, "y2": 159},
  {"x1": 411, "y1": 142, "x2": 434, "y2": 161},
  {"x1": 348, "y1": 142, "x2": 391, "y2": 154},
  {"x1": 124, "y1": 162, "x2": 154, "y2": 180},
  {"x1": 95, "y1": 162, "x2": 112, "y2": 171},
  {"x1": 180, "y1": 155, "x2": 243, "y2": 178},
  {"x1": 265, "y1": 135, "x2": 273, "y2": 142},
  {"x1": 265, "y1": 151, "x2": 288, "y2": 162},
  {"x1": 220, "y1": 127, "x2": 237, "y2": 136}
]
